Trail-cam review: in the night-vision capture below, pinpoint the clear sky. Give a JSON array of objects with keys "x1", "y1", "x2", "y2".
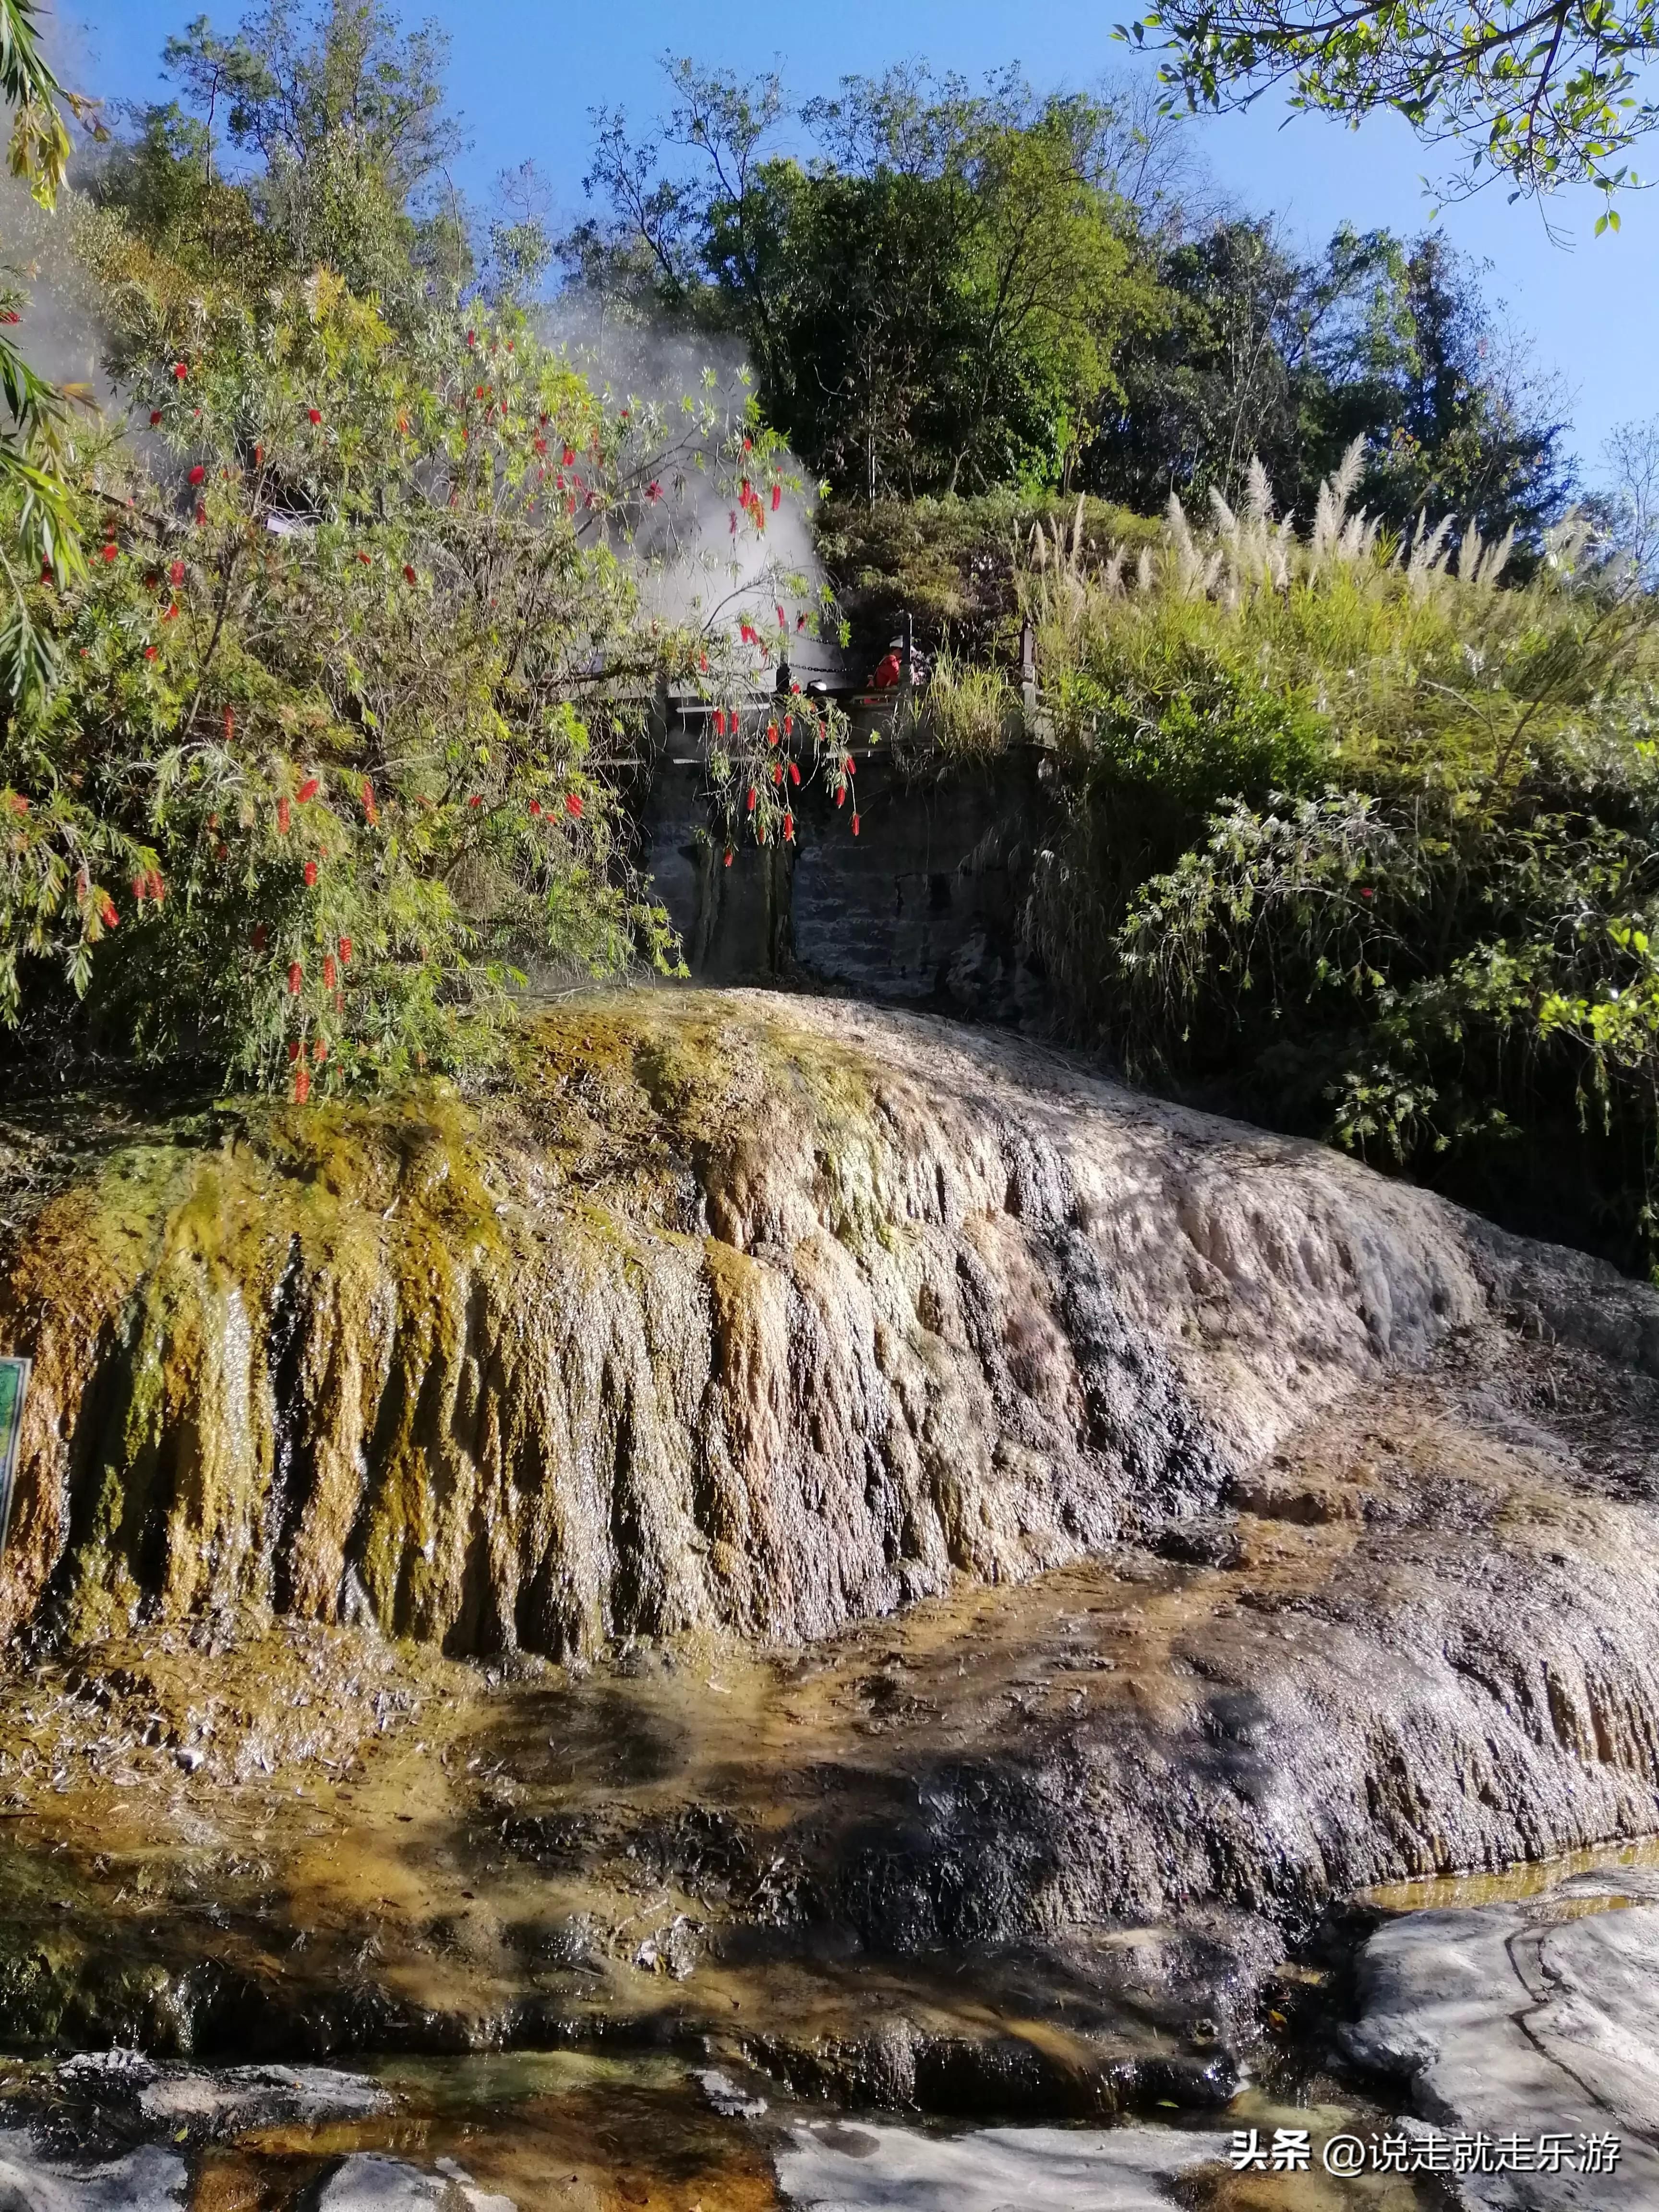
[{"x1": 63, "y1": 0, "x2": 1659, "y2": 482}]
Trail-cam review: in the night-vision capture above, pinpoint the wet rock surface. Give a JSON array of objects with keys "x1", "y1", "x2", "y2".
[{"x1": 1346, "y1": 1867, "x2": 1659, "y2": 2206}]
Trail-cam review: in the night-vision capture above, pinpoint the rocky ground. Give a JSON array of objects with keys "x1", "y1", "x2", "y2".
[{"x1": 2, "y1": 995, "x2": 1659, "y2": 2206}]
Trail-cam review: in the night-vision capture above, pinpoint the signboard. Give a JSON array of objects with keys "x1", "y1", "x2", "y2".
[{"x1": 0, "y1": 1357, "x2": 28, "y2": 1554}]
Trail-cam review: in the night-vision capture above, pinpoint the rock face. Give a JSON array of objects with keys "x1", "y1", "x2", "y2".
[
  {"x1": 9, "y1": 991, "x2": 1638, "y2": 1664},
  {"x1": 1345, "y1": 1870, "x2": 1659, "y2": 2207}
]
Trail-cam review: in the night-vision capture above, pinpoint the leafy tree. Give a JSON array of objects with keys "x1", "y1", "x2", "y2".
[
  {"x1": 1087, "y1": 217, "x2": 1571, "y2": 544},
  {"x1": 1128, "y1": 0, "x2": 1659, "y2": 213},
  {"x1": 581, "y1": 61, "x2": 1165, "y2": 497}
]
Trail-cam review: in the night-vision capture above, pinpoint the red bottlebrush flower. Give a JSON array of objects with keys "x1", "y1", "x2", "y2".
[
  {"x1": 100, "y1": 542, "x2": 118, "y2": 564},
  {"x1": 723, "y1": 847, "x2": 733, "y2": 868},
  {"x1": 361, "y1": 781, "x2": 379, "y2": 826},
  {"x1": 562, "y1": 446, "x2": 575, "y2": 467},
  {"x1": 355, "y1": 550, "x2": 371, "y2": 565},
  {"x1": 307, "y1": 408, "x2": 322, "y2": 425},
  {"x1": 757, "y1": 820, "x2": 768, "y2": 845},
  {"x1": 746, "y1": 785, "x2": 757, "y2": 813},
  {"x1": 132, "y1": 875, "x2": 146, "y2": 903},
  {"x1": 216, "y1": 842, "x2": 228, "y2": 861},
  {"x1": 276, "y1": 796, "x2": 291, "y2": 834},
  {"x1": 149, "y1": 871, "x2": 165, "y2": 903},
  {"x1": 403, "y1": 564, "x2": 417, "y2": 584},
  {"x1": 844, "y1": 755, "x2": 855, "y2": 775},
  {"x1": 169, "y1": 559, "x2": 186, "y2": 585},
  {"x1": 783, "y1": 810, "x2": 794, "y2": 840},
  {"x1": 740, "y1": 479, "x2": 751, "y2": 504},
  {"x1": 743, "y1": 436, "x2": 752, "y2": 452},
  {"x1": 648, "y1": 481, "x2": 662, "y2": 501},
  {"x1": 297, "y1": 777, "x2": 319, "y2": 803},
  {"x1": 791, "y1": 683, "x2": 801, "y2": 695},
  {"x1": 1359, "y1": 886, "x2": 1374, "y2": 901},
  {"x1": 468, "y1": 793, "x2": 483, "y2": 808},
  {"x1": 698, "y1": 653, "x2": 709, "y2": 673},
  {"x1": 39, "y1": 561, "x2": 50, "y2": 583},
  {"x1": 338, "y1": 936, "x2": 352, "y2": 964},
  {"x1": 287, "y1": 1038, "x2": 302, "y2": 1063},
  {"x1": 313, "y1": 1037, "x2": 328, "y2": 1064},
  {"x1": 334, "y1": 988, "x2": 344, "y2": 1013},
  {"x1": 534, "y1": 436, "x2": 547, "y2": 455},
  {"x1": 0, "y1": 310, "x2": 16, "y2": 324},
  {"x1": 467, "y1": 330, "x2": 476, "y2": 346},
  {"x1": 323, "y1": 952, "x2": 337, "y2": 988},
  {"x1": 712, "y1": 708, "x2": 726, "y2": 737},
  {"x1": 851, "y1": 812, "x2": 861, "y2": 836},
  {"x1": 162, "y1": 602, "x2": 179, "y2": 622},
  {"x1": 194, "y1": 506, "x2": 206, "y2": 526},
  {"x1": 304, "y1": 860, "x2": 318, "y2": 888},
  {"x1": 149, "y1": 409, "x2": 162, "y2": 427},
  {"x1": 294, "y1": 1066, "x2": 311, "y2": 1104},
  {"x1": 144, "y1": 644, "x2": 158, "y2": 660},
  {"x1": 740, "y1": 621, "x2": 756, "y2": 645},
  {"x1": 836, "y1": 785, "x2": 846, "y2": 808},
  {"x1": 529, "y1": 800, "x2": 542, "y2": 817},
  {"x1": 771, "y1": 763, "x2": 782, "y2": 786},
  {"x1": 772, "y1": 484, "x2": 781, "y2": 512},
  {"x1": 474, "y1": 384, "x2": 486, "y2": 400},
  {"x1": 188, "y1": 464, "x2": 205, "y2": 486},
  {"x1": 287, "y1": 960, "x2": 303, "y2": 995},
  {"x1": 99, "y1": 896, "x2": 118, "y2": 927},
  {"x1": 6, "y1": 793, "x2": 27, "y2": 815},
  {"x1": 783, "y1": 714, "x2": 793, "y2": 736},
  {"x1": 252, "y1": 924, "x2": 268, "y2": 952},
  {"x1": 254, "y1": 444, "x2": 264, "y2": 467},
  {"x1": 565, "y1": 791, "x2": 583, "y2": 818},
  {"x1": 767, "y1": 723, "x2": 779, "y2": 745},
  {"x1": 789, "y1": 760, "x2": 801, "y2": 786},
  {"x1": 172, "y1": 362, "x2": 187, "y2": 381}
]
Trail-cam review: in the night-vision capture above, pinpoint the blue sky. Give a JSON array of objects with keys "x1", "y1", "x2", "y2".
[{"x1": 66, "y1": 0, "x2": 1659, "y2": 480}]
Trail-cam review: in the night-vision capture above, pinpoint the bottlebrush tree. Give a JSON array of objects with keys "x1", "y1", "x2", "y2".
[{"x1": 0, "y1": 242, "x2": 850, "y2": 1097}]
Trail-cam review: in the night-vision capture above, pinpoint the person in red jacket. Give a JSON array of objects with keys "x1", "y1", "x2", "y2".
[{"x1": 871, "y1": 642, "x2": 903, "y2": 688}]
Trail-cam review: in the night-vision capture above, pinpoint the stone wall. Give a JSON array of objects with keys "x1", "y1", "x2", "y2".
[{"x1": 638, "y1": 715, "x2": 1056, "y2": 1024}]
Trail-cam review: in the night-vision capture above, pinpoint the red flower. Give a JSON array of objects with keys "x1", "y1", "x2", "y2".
[
  {"x1": 783, "y1": 811, "x2": 794, "y2": 840},
  {"x1": 288, "y1": 1039, "x2": 302, "y2": 1062},
  {"x1": 648, "y1": 481, "x2": 662, "y2": 501},
  {"x1": 188, "y1": 465, "x2": 205, "y2": 486},
  {"x1": 5, "y1": 793, "x2": 27, "y2": 815},
  {"x1": 565, "y1": 791, "x2": 583, "y2": 818},
  {"x1": 851, "y1": 812, "x2": 861, "y2": 836},
  {"x1": 776, "y1": 605, "x2": 786, "y2": 628},
  {"x1": 39, "y1": 561, "x2": 50, "y2": 583},
  {"x1": 467, "y1": 330, "x2": 476, "y2": 346},
  {"x1": 99, "y1": 896, "x2": 118, "y2": 927},
  {"x1": 148, "y1": 871, "x2": 165, "y2": 904},
  {"x1": 562, "y1": 446, "x2": 575, "y2": 467},
  {"x1": 783, "y1": 714, "x2": 793, "y2": 736},
  {"x1": 132, "y1": 875, "x2": 146, "y2": 903},
  {"x1": 294, "y1": 1066, "x2": 311, "y2": 1104},
  {"x1": 698, "y1": 654, "x2": 708, "y2": 673},
  {"x1": 355, "y1": 550, "x2": 371, "y2": 565},
  {"x1": 149, "y1": 409, "x2": 162, "y2": 426},
  {"x1": 100, "y1": 543, "x2": 118, "y2": 564},
  {"x1": 468, "y1": 793, "x2": 482, "y2": 808},
  {"x1": 169, "y1": 559, "x2": 185, "y2": 585},
  {"x1": 712, "y1": 708, "x2": 726, "y2": 737},
  {"x1": 307, "y1": 407, "x2": 322, "y2": 425},
  {"x1": 729, "y1": 511, "x2": 737, "y2": 536},
  {"x1": 529, "y1": 800, "x2": 542, "y2": 817},
  {"x1": 144, "y1": 645, "x2": 158, "y2": 660},
  {"x1": 403, "y1": 564, "x2": 417, "y2": 584},
  {"x1": 741, "y1": 479, "x2": 751, "y2": 504},
  {"x1": 288, "y1": 961, "x2": 303, "y2": 995},
  {"x1": 1359, "y1": 886, "x2": 1374, "y2": 901},
  {"x1": 743, "y1": 436, "x2": 752, "y2": 452},
  {"x1": 304, "y1": 861, "x2": 318, "y2": 888},
  {"x1": 361, "y1": 780, "x2": 379, "y2": 826},
  {"x1": 757, "y1": 820, "x2": 768, "y2": 845},
  {"x1": 723, "y1": 847, "x2": 733, "y2": 868},
  {"x1": 772, "y1": 484, "x2": 781, "y2": 512},
  {"x1": 254, "y1": 445, "x2": 264, "y2": 467},
  {"x1": 323, "y1": 953, "x2": 337, "y2": 987},
  {"x1": 252, "y1": 924, "x2": 268, "y2": 952},
  {"x1": 339, "y1": 936, "x2": 353, "y2": 964},
  {"x1": 162, "y1": 602, "x2": 179, "y2": 622},
  {"x1": 767, "y1": 723, "x2": 778, "y2": 745},
  {"x1": 534, "y1": 436, "x2": 547, "y2": 455},
  {"x1": 297, "y1": 777, "x2": 319, "y2": 802},
  {"x1": 216, "y1": 842, "x2": 229, "y2": 861},
  {"x1": 746, "y1": 785, "x2": 757, "y2": 813},
  {"x1": 837, "y1": 785, "x2": 846, "y2": 808},
  {"x1": 771, "y1": 764, "x2": 782, "y2": 786},
  {"x1": 313, "y1": 1037, "x2": 328, "y2": 1064},
  {"x1": 789, "y1": 760, "x2": 801, "y2": 785},
  {"x1": 172, "y1": 362, "x2": 187, "y2": 381},
  {"x1": 276, "y1": 796, "x2": 291, "y2": 834}
]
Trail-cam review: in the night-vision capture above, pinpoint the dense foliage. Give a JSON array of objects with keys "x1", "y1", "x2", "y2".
[
  {"x1": 1021, "y1": 457, "x2": 1659, "y2": 1262},
  {"x1": 0, "y1": 2, "x2": 845, "y2": 1098},
  {"x1": 577, "y1": 59, "x2": 1570, "y2": 539}
]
